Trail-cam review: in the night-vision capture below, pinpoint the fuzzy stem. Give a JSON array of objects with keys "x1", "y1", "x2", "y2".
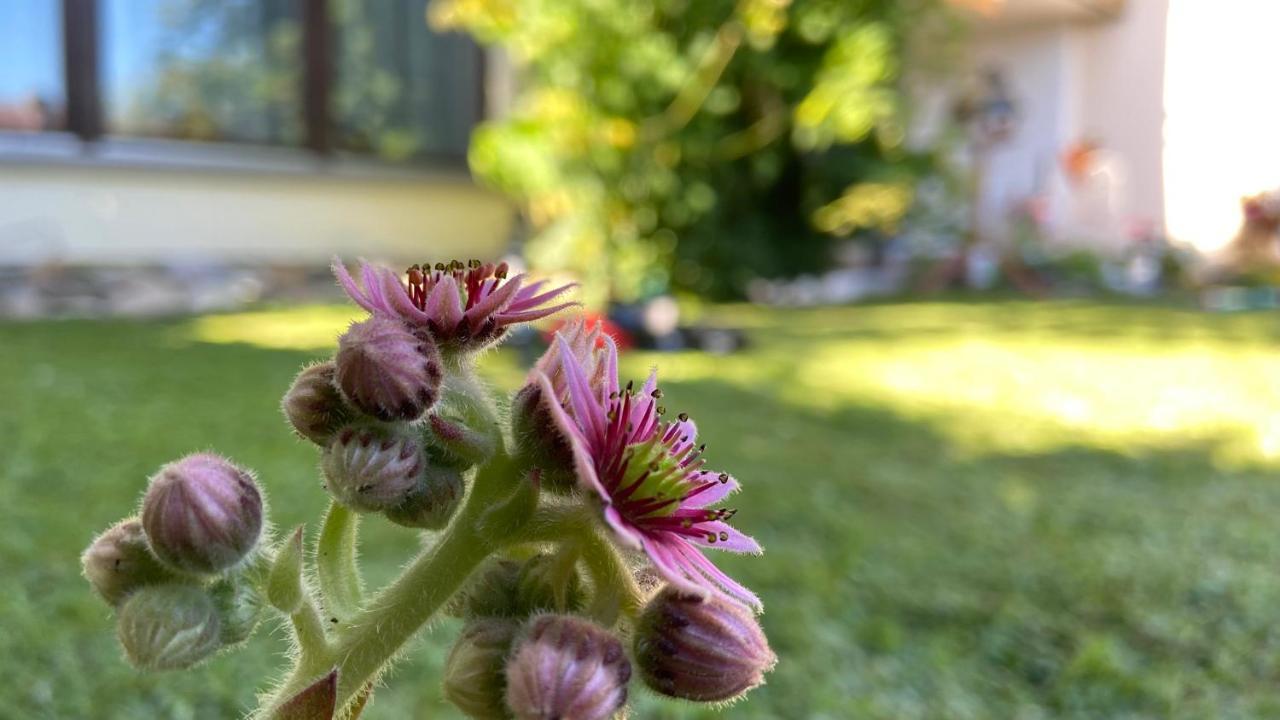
[
  {"x1": 254, "y1": 454, "x2": 522, "y2": 717},
  {"x1": 579, "y1": 527, "x2": 644, "y2": 624},
  {"x1": 289, "y1": 595, "x2": 331, "y2": 662},
  {"x1": 316, "y1": 502, "x2": 363, "y2": 620}
]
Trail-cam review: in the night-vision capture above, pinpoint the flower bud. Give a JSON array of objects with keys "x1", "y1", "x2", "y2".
[
  {"x1": 443, "y1": 618, "x2": 520, "y2": 720},
  {"x1": 427, "y1": 413, "x2": 498, "y2": 470},
  {"x1": 210, "y1": 576, "x2": 265, "y2": 647},
  {"x1": 456, "y1": 558, "x2": 522, "y2": 619},
  {"x1": 634, "y1": 587, "x2": 776, "y2": 702},
  {"x1": 509, "y1": 384, "x2": 576, "y2": 491},
  {"x1": 322, "y1": 424, "x2": 424, "y2": 512},
  {"x1": 281, "y1": 360, "x2": 350, "y2": 445},
  {"x1": 141, "y1": 453, "x2": 264, "y2": 575},
  {"x1": 117, "y1": 583, "x2": 222, "y2": 671},
  {"x1": 383, "y1": 463, "x2": 464, "y2": 529},
  {"x1": 81, "y1": 518, "x2": 177, "y2": 606},
  {"x1": 335, "y1": 315, "x2": 442, "y2": 421},
  {"x1": 515, "y1": 553, "x2": 584, "y2": 615},
  {"x1": 505, "y1": 615, "x2": 631, "y2": 720}
]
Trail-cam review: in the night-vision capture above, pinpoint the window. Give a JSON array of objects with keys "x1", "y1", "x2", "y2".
[
  {"x1": 332, "y1": 0, "x2": 482, "y2": 160},
  {"x1": 102, "y1": 0, "x2": 304, "y2": 146},
  {"x1": 0, "y1": 0, "x2": 483, "y2": 164},
  {"x1": 0, "y1": 3, "x2": 65, "y2": 132}
]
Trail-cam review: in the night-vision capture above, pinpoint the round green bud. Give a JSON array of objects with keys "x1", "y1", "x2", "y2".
[
  {"x1": 443, "y1": 618, "x2": 520, "y2": 720},
  {"x1": 209, "y1": 577, "x2": 265, "y2": 647},
  {"x1": 383, "y1": 462, "x2": 464, "y2": 530},
  {"x1": 117, "y1": 584, "x2": 222, "y2": 671}
]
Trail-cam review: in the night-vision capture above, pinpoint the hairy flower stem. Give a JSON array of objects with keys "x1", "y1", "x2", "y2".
[
  {"x1": 316, "y1": 502, "x2": 363, "y2": 621},
  {"x1": 255, "y1": 453, "x2": 520, "y2": 717}
]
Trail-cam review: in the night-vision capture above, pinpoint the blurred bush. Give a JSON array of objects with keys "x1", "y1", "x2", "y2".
[{"x1": 433, "y1": 0, "x2": 959, "y2": 303}]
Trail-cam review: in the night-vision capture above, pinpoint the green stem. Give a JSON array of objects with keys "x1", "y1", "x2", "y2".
[
  {"x1": 254, "y1": 454, "x2": 522, "y2": 717},
  {"x1": 316, "y1": 502, "x2": 363, "y2": 620},
  {"x1": 289, "y1": 597, "x2": 330, "y2": 662}
]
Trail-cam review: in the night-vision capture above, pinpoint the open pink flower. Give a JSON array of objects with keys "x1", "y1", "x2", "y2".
[
  {"x1": 536, "y1": 332, "x2": 762, "y2": 609},
  {"x1": 333, "y1": 257, "x2": 576, "y2": 349}
]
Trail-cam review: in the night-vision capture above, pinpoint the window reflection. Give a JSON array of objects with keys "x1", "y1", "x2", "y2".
[
  {"x1": 332, "y1": 0, "x2": 481, "y2": 160},
  {"x1": 102, "y1": 0, "x2": 304, "y2": 146},
  {"x1": 0, "y1": 3, "x2": 65, "y2": 132}
]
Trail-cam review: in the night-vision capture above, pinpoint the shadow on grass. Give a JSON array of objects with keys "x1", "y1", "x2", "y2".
[{"x1": 4, "y1": 314, "x2": 1280, "y2": 718}]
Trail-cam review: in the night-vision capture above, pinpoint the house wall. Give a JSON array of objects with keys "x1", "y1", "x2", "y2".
[
  {"x1": 0, "y1": 160, "x2": 514, "y2": 267},
  {"x1": 1162, "y1": 0, "x2": 1280, "y2": 251}
]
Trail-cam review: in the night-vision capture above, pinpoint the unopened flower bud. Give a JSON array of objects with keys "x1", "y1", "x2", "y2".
[
  {"x1": 82, "y1": 518, "x2": 177, "y2": 606},
  {"x1": 509, "y1": 384, "x2": 575, "y2": 491},
  {"x1": 141, "y1": 453, "x2": 264, "y2": 575},
  {"x1": 323, "y1": 424, "x2": 424, "y2": 512},
  {"x1": 383, "y1": 463, "x2": 464, "y2": 529},
  {"x1": 335, "y1": 316, "x2": 442, "y2": 421},
  {"x1": 516, "y1": 553, "x2": 584, "y2": 615},
  {"x1": 443, "y1": 618, "x2": 520, "y2": 719},
  {"x1": 427, "y1": 413, "x2": 498, "y2": 470},
  {"x1": 210, "y1": 576, "x2": 265, "y2": 647},
  {"x1": 505, "y1": 615, "x2": 631, "y2": 720},
  {"x1": 117, "y1": 583, "x2": 222, "y2": 671},
  {"x1": 281, "y1": 360, "x2": 350, "y2": 445},
  {"x1": 456, "y1": 558, "x2": 522, "y2": 619},
  {"x1": 634, "y1": 587, "x2": 776, "y2": 702}
]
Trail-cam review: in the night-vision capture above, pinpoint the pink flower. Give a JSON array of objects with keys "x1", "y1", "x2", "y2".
[
  {"x1": 333, "y1": 257, "x2": 576, "y2": 349},
  {"x1": 535, "y1": 331, "x2": 762, "y2": 610}
]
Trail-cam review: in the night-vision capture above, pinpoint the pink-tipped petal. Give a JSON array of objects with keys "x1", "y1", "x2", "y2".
[
  {"x1": 556, "y1": 335, "x2": 608, "y2": 447},
  {"x1": 687, "y1": 521, "x2": 762, "y2": 555},
  {"x1": 536, "y1": 372, "x2": 608, "y2": 500},
  {"x1": 463, "y1": 272, "x2": 523, "y2": 323},
  {"x1": 683, "y1": 473, "x2": 741, "y2": 507},
  {"x1": 360, "y1": 260, "x2": 383, "y2": 303},
  {"x1": 381, "y1": 268, "x2": 433, "y2": 324},
  {"x1": 510, "y1": 281, "x2": 578, "y2": 311},
  {"x1": 672, "y1": 540, "x2": 762, "y2": 610},
  {"x1": 424, "y1": 274, "x2": 464, "y2": 331},
  {"x1": 603, "y1": 505, "x2": 645, "y2": 550},
  {"x1": 332, "y1": 257, "x2": 379, "y2": 314},
  {"x1": 494, "y1": 301, "x2": 578, "y2": 325},
  {"x1": 644, "y1": 536, "x2": 713, "y2": 599},
  {"x1": 600, "y1": 335, "x2": 620, "y2": 401}
]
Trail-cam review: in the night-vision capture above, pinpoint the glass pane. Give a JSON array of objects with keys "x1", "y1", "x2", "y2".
[
  {"x1": 0, "y1": 3, "x2": 65, "y2": 132},
  {"x1": 101, "y1": 0, "x2": 303, "y2": 146},
  {"x1": 332, "y1": 0, "x2": 482, "y2": 161}
]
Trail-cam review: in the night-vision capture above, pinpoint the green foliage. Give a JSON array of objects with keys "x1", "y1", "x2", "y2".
[
  {"x1": 11, "y1": 301, "x2": 1280, "y2": 716},
  {"x1": 436, "y1": 0, "x2": 955, "y2": 302}
]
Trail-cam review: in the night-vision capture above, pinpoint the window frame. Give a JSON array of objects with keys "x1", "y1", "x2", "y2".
[{"x1": 0, "y1": 0, "x2": 485, "y2": 177}]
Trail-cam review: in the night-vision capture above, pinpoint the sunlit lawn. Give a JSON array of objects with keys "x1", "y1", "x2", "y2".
[{"x1": 8, "y1": 299, "x2": 1280, "y2": 718}]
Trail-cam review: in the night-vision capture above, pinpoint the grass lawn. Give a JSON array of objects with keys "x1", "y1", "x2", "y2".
[{"x1": 7, "y1": 299, "x2": 1280, "y2": 718}]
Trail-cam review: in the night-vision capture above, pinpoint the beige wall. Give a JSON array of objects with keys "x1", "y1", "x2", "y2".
[{"x1": 0, "y1": 162, "x2": 515, "y2": 266}]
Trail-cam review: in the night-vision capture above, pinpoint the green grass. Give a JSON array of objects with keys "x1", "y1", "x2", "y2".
[{"x1": 7, "y1": 299, "x2": 1280, "y2": 718}]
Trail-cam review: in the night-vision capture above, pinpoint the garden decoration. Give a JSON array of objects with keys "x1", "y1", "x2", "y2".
[{"x1": 80, "y1": 258, "x2": 775, "y2": 719}]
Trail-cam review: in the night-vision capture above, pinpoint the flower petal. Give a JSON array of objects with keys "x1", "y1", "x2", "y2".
[
  {"x1": 463, "y1": 273, "x2": 523, "y2": 324},
  {"x1": 686, "y1": 521, "x2": 762, "y2": 555},
  {"x1": 424, "y1": 274, "x2": 464, "y2": 331},
  {"x1": 603, "y1": 505, "x2": 644, "y2": 550},
  {"x1": 331, "y1": 257, "x2": 379, "y2": 314},
  {"x1": 670, "y1": 538, "x2": 762, "y2": 610},
  {"x1": 379, "y1": 266, "x2": 433, "y2": 324},
  {"x1": 642, "y1": 535, "x2": 711, "y2": 599},
  {"x1": 510, "y1": 281, "x2": 578, "y2": 311},
  {"x1": 682, "y1": 472, "x2": 740, "y2": 507},
  {"x1": 534, "y1": 371, "x2": 607, "y2": 500},
  {"x1": 556, "y1": 335, "x2": 608, "y2": 447},
  {"x1": 494, "y1": 301, "x2": 578, "y2": 325}
]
